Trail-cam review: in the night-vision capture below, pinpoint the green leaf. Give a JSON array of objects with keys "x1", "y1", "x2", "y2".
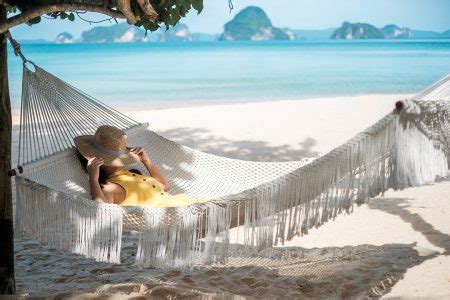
[
  {"x1": 179, "y1": 3, "x2": 190, "y2": 17},
  {"x1": 192, "y1": 0, "x2": 204, "y2": 13},
  {"x1": 164, "y1": 13, "x2": 171, "y2": 29},
  {"x1": 157, "y1": 0, "x2": 166, "y2": 9},
  {"x1": 148, "y1": 22, "x2": 160, "y2": 31},
  {"x1": 142, "y1": 21, "x2": 159, "y2": 32},
  {"x1": 170, "y1": 10, "x2": 180, "y2": 24},
  {"x1": 68, "y1": 13, "x2": 75, "y2": 22},
  {"x1": 29, "y1": 16, "x2": 41, "y2": 24},
  {"x1": 60, "y1": 12, "x2": 68, "y2": 19},
  {"x1": 7, "y1": 6, "x2": 17, "y2": 13},
  {"x1": 180, "y1": 2, "x2": 191, "y2": 12}
]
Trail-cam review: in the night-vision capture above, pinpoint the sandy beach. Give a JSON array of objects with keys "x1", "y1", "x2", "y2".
[{"x1": 12, "y1": 94, "x2": 450, "y2": 298}]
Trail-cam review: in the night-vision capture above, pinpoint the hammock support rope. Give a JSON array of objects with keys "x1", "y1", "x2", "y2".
[{"x1": 12, "y1": 61, "x2": 449, "y2": 268}]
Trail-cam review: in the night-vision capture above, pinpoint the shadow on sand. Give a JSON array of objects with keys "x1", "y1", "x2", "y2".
[
  {"x1": 15, "y1": 236, "x2": 435, "y2": 298},
  {"x1": 368, "y1": 197, "x2": 450, "y2": 255},
  {"x1": 156, "y1": 127, "x2": 320, "y2": 161},
  {"x1": 12, "y1": 127, "x2": 450, "y2": 298}
]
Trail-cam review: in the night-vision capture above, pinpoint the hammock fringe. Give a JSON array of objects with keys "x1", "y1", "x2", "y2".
[
  {"x1": 15, "y1": 177, "x2": 123, "y2": 264},
  {"x1": 131, "y1": 108, "x2": 448, "y2": 268}
]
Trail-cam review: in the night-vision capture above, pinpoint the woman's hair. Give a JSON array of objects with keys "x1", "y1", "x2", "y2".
[{"x1": 76, "y1": 151, "x2": 141, "y2": 187}]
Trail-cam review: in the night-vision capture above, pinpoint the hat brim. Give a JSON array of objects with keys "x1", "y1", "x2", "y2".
[{"x1": 74, "y1": 135, "x2": 140, "y2": 167}]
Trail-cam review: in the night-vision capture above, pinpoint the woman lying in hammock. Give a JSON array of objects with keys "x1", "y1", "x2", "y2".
[{"x1": 74, "y1": 125, "x2": 208, "y2": 207}]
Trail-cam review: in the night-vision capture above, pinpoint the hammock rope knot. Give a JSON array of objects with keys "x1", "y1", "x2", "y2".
[{"x1": 6, "y1": 30, "x2": 27, "y2": 63}]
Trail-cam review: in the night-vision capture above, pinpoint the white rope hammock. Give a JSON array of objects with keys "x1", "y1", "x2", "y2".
[{"x1": 14, "y1": 62, "x2": 449, "y2": 269}]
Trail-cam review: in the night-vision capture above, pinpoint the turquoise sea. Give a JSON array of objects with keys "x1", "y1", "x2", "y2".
[{"x1": 7, "y1": 40, "x2": 450, "y2": 109}]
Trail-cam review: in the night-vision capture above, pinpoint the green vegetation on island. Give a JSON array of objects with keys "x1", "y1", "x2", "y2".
[
  {"x1": 50, "y1": 7, "x2": 450, "y2": 43},
  {"x1": 331, "y1": 22, "x2": 384, "y2": 39},
  {"x1": 380, "y1": 25, "x2": 412, "y2": 39},
  {"x1": 331, "y1": 21, "x2": 449, "y2": 40},
  {"x1": 77, "y1": 22, "x2": 214, "y2": 43},
  {"x1": 81, "y1": 23, "x2": 146, "y2": 43},
  {"x1": 218, "y1": 6, "x2": 290, "y2": 41},
  {"x1": 55, "y1": 32, "x2": 75, "y2": 43}
]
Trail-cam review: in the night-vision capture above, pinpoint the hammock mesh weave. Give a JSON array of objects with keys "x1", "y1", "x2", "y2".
[{"x1": 14, "y1": 64, "x2": 450, "y2": 269}]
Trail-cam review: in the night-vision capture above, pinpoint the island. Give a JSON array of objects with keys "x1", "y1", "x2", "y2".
[
  {"x1": 218, "y1": 6, "x2": 291, "y2": 41},
  {"x1": 331, "y1": 22, "x2": 384, "y2": 39},
  {"x1": 52, "y1": 7, "x2": 450, "y2": 43}
]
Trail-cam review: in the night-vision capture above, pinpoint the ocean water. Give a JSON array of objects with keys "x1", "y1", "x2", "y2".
[{"x1": 7, "y1": 40, "x2": 450, "y2": 109}]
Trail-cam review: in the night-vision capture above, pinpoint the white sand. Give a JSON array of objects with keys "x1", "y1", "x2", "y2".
[{"x1": 13, "y1": 94, "x2": 450, "y2": 298}]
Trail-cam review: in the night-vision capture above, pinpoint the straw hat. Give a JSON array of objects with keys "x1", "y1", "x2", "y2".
[{"x1": 74, "y1": 125, "x2": 140, "y2": 166}]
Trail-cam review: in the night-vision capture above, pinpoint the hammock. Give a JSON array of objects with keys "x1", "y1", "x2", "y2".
[{"x1": 13, "y1": 62, "x2": 449, "y2": 269}]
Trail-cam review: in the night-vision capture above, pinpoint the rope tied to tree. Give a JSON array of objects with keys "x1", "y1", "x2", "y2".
[
  {"x1": 5, "y1": 30, "x2": 25, "y2": 177},
  {"x1": 5, "y1": 30, "x2": 27, "y2": 63}
]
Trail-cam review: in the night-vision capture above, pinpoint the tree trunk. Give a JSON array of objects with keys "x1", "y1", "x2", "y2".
[{"x1": 0, "y1": 5, "x2": 16, "y2": 294}]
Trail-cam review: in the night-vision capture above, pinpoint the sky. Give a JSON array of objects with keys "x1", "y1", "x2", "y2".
[{"x1": 10, "y1": 0, "x2": 450, "y2": 40}]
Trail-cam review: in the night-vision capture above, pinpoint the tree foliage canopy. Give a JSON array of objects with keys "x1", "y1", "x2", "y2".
[{"x1": 1, "y1": 0, "x2": 207, "y2": 34}]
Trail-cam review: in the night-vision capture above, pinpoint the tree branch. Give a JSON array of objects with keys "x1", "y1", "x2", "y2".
[
  {"x1": 117, "y1": 0, "x2": 136, "y2": 24},
  {"x1": 0, "y1": 3, "x2": 125, "y2": 33},
  {"x1": 137, "y1": 0, "x2": 158, "y2": 21}
]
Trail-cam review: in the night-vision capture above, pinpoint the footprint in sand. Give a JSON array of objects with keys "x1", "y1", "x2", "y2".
[
  {"x1": 90, "y1": 267, "x2": 124, "y2": 275},
  {"x1": 241, "y1": 277, "x2": 256, "y2": 286},
  {"x1": 205, "y1": 269, "x2": 218, "y2": 276},
  {"x1": 166, "y1": 270, "x2": 181, "y2": 277},
  {"x1": 250, "y1": 281, "x2": 268, "y2": 289},
  {"x1": 181, "y1": 276, "x2": 195, "y2": 284},
  {"x1": 264, "y1": 273, "x2": 280, "y2": 279},
  {"x1": 148, "y1": 286, "x2": 198, "y2": 298}
]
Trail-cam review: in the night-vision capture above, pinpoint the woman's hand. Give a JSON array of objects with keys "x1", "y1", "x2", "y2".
[
  {"x1": 86, "y1": 157, "x2": 113, "y2": 204},
  {"x1": 87, "y1": 157, "x2": 104, "y2": 181},
  {"x1": 129, "y1": 147, "x2": 150, "y2": 163}
]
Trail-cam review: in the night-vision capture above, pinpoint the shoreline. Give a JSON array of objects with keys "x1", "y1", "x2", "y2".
[
  {"x1": 10, "y1": 93, "x2": 412, "y2": 125},
  {"x1": 119, "y1": 92, "x2": 412, "y2": 112}
]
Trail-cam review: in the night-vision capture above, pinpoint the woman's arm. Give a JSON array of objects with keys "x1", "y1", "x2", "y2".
[
  {"x1": 142, "y1": 159, "x2": 170, "y2": 190},
  {"x1": 130, "y1": 147, "x2": 170, "y2": 190},
  {"x1": 87, "y1": 157, "x2": 114, "y2": 203}
]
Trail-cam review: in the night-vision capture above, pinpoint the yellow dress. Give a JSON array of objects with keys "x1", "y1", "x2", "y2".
[{"x1": 107, "y1": 170, "x2": 208, "y2": 208}]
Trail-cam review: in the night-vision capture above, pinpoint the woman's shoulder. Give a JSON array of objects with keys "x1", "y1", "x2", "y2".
[
  {"x1": 99, "y1": 181, "x2": 125, "y2": 204},
  {"x1": 102, "y1": 181, "x2": 122, "y2": 191}
]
